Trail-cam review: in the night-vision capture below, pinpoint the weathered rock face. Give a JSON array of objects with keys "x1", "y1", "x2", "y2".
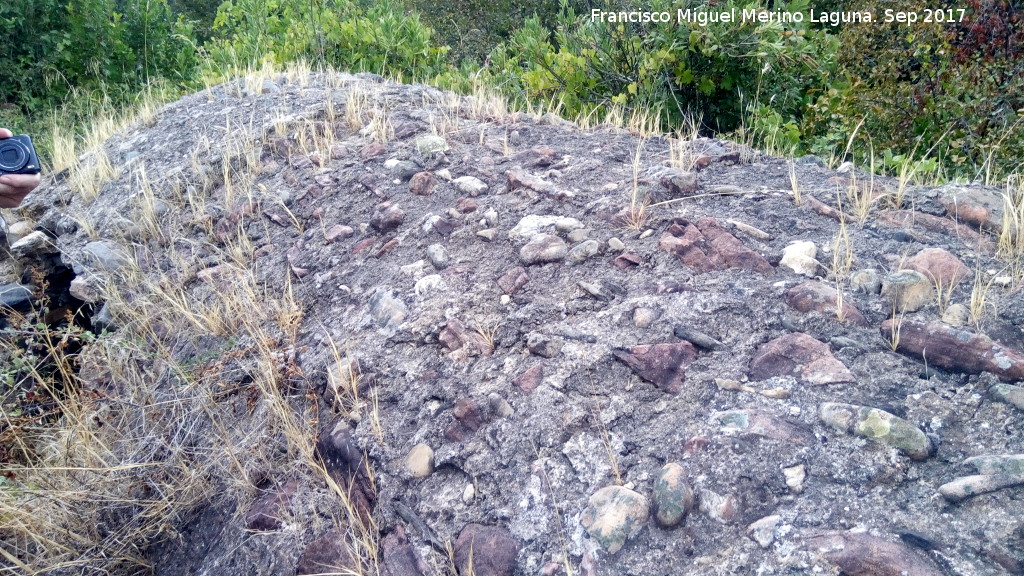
[
  {"x1": 749, "y1": 333, "x2": 855, "y2": 385},
  {"x1": 5, "y1": 72, "x2": 1024, "y2": 576}
]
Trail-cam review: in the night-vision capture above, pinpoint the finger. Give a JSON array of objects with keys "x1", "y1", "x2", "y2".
[
  {"x1": 0, "y1": 173, "x2": 41, "y2": 189},
  {"x1": 0, "y1": 185, "x2": 29, "y2": 208},
  {"x1": 0, "y1": 128, "x2": 11, "y2": 138}
]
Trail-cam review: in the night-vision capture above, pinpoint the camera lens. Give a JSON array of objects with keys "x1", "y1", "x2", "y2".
[{"x1": 0, "y1": 139, "x2": 29, "y2": 172}]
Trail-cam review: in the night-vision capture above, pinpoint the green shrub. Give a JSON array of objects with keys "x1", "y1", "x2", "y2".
[
  {"x1": 482, "y1": 0, "x2": 839, "y2": 136},
  {"x1": 803, "y1": 0, "x2": 1024, "y2": 181},
  {"x1": 0, "y1": 0, "x2": 198, "y2": 115},
  {"x1": 208, "y1": 0, "x2": 452, "y2": 79}
]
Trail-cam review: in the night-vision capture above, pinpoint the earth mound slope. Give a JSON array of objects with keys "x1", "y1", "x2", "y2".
[{"x1": 3, "y1": 71, "x2": 1024, "y2": 575}]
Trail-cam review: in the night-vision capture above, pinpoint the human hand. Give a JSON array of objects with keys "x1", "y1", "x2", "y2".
[{"x1": 0, "y1": 128, "x2": 42, "y2": 208}]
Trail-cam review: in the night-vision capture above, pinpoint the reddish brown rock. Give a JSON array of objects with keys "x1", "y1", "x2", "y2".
[
  {"x1": 439, "y1": 319, "x2": 494, "y2": 357},
  {"x1": 352, "y1": 237, "x2": 375, "y2": 255},
  {"x1": 454, "y1": 524, "x2": 520, "y2": 576},
  {"x1": 244, "y1": 479, "x2": 298, "y2": 531},
  {"x1": 937, "y1": 185, "x2": 1004, "y2": 231},
  {"x1": 713, "y1": 409, "x2": 816, "y2": 446},
  {"x1": 380, "y1": 525, "x2": 426, "y2": 576},
  {"x1": 749, "y1": 333, "x2": 855, "y2": 385},
  {"x1": 455, "y1": 197, "x2": 479, "y2": 213},
  {"x1": 360, "y1": 142, "x2": 386, "y2": 159},
  {"x1": 699, "y1": 218, "x2": 774, "y2": 274},
  {"x1": 296, "y1": 529, "x2": 359, "y2": 575},
  {"x1": 611, "y1": 252, "x2": 642, "y2": 269},
  {"x1": 877, "y1": 210, "x2": 991, "y2": 249},
  {"x1": 432, "y1": 218, "x2": 457, "y2": 236},
  {"x1": 881, "y1": 320, "x2": 1024, "y2": 381},
  {"x1": 612, "y1": 342, "x2": 699, "y2": 394},
  {"x1": 409, "y1": 171, "x2": 437, "y2": 195},
  {"x1": 683, "y1": 436, "x2": 709, "y2": 455},
  {"x1": 786, "y1": 281, "x2": 869, "y2": 326},
  {"x1": 802, "y1": 195, "x2": 845, "y2": 221},
  {"x1": 497, "y1": 267, "x2": 529, "y2": 294},
  {"x1": 905, "y1": 247, "x2": 970, "y2": 287},
  {"x1": 659, "y1": 219, "x2": 716, "y2": 272},
  {"x1": 370, "y1": 202, "x2": 405, "y2": 233},
  {"x1": 659, "y1": 218, "x2": 771, "y2": 275},
  {"x1": 807, "y1": 532, "x2": 943, "y2": 576},
  {"x1": 374, "y1": 238, "x2": 399, "y2": 258},
  {"x1": 514, "y1": 145, "x2": 557, "y2": 167},
  {"x1": 325, "y1": 224, "x2": 354, "y2": 243},
  {"x1": 513, "y1": 363, "x2": 544, "y2": 393},
  {"x1": 506, "y1": 169, "x2": 556, "y2": 195},
  {"x1": 444, "y1": 398, "x2": 486, "y2": 441}
]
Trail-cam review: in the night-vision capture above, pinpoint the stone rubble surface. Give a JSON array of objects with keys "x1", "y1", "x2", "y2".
[{"x1": 4, "y1": 72, "x2": 1024, "y2": 575}]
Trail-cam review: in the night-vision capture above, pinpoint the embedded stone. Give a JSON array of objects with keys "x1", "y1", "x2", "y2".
[
  {"x1": 497, "y1": 267, "x2": 529, "y2": 294},
  {"x1": 405, "y1": 443, "x2": 434, "y2": 478},
  {"x1": 659, "y1": 217, "x2": 772, "y2": 274},
  {"x1": 786, "y1": 281, "x2": 868, "y2": 325},
  {"x1": 454, "y1": 524, "x2": 519, "y2": 576},
  {"x1": 779, "y1": 240, "x2": 820, "y2": 277},
  {"x1": 713, "y1": 409, "x2": 816, "y2": 446},
  {"x1": 244, "y1": 479, "x2": 298, "y2": 531},
  {"x1": 519, "y1": 234, "x2": 568, "y2": 265},
  {"x1": 964, "y1": 454, "x2": 1024, "y2": 476},
  {"x1": 990, "y1": 383, "x2": 1024, "y2": 410},
  {"x1": 819, "y1": 402, "x2": 932, "y2": 460},
  {"x1": 941, "y1": 302, "x2": 970, "y2": 327},
  {"x1": 453, "y1": 176, "x2": 488, "y2": 196},
  {"x1": 526, "y1": 333, "x2": 562, "y2": 358},
  {"x1": 673, "y1": 325, "x2": 723, "y2": 350},
  {"x1": 807, "y1": 531, "x2": 943, "y2": 576},
  {"x1": 612, "y1": 342, "x2": 698, "y2": 394},
  {"x1": 565, "y1": 239, "x2": 600, "y2": 265},
  {"x1": 653, "y1": 463, "x2": 694, "y2": 527},
  {"x1": 850, "y1": 269, "x2": 882, "y2": 294},
  {"x1": 938, "y1": 474, "x2": 1024, "y2": 503},
  {"x1": 409, "y1": 171, "x2": 437, "y2": 195},
  {"x1": 426, "y1": 244, "x2": 449, "y2": 269},
  {"x1": 580, "y1": 486, "x2": 650, "y2": 554},
  {"x1": 699, "y1": 490, "x2": 740, "y2": 524},
  {"x1": 749, "y1": 333, "x2": 855, "y2": 385},
  {"x1": 881, "y1": 320, "x2": 1024, "y2": 381},
  {"x1": 747, "y1": 515, "x2": 781, "y2": 548},
  {"x1": 416, "y1": 135, "x2": 449, "y2": 156},
  {"x1": 881, "y1": 269, "x2": 933, "y2": 313},
  {"x1": 296, "y1": 529, "x2": 360, "y2": 575},
  {"x1": 369, "y1": 202, "x2": 405, "y2": 233},
  {"x1": 325, "y1": 224, "x2": 354, "y2": 242},
  {"x1": 905, "y1": 247, "x2": 970, "y2": 287},
  {"x1": 512, "y1": 363, "x2": 544, "y2": 393},
  {"x1": 380, "y1": 525, "x2": 426, "y2": 576}
]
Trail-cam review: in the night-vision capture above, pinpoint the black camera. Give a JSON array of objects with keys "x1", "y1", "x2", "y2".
[{"x1": 0, "y1": 135, "x2": 41, "y2": 175}]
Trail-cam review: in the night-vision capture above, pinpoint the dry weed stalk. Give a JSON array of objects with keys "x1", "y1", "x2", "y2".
[{"x1": 624, "y1": 138, "x2": 648, "y2": 230}]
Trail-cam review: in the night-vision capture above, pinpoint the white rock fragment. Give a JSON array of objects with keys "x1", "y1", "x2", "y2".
[
  {"x1": 414, "y1": 274, "x2": 443, "y2": 296},
  {"x1": 405, "y1": 443, "x2": 434, "y2": 478},
  {"x1": 454, "y1": 176, "x2": 488, "y2": 196},
  {"x1": 784, "y1": 464, "x2": 806, "y2": 492},
  {"x1": 780, "y1": 241, "x2": 820, "y2": 277}
]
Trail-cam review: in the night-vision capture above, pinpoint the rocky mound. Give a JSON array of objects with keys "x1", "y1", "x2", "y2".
[{"x1": 3, "y1": 71, "x2": 1024, "y2": 575}]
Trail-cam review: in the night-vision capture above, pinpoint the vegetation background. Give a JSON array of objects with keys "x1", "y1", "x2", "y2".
[{"x1": 0, "y1": 0, "x2": 1022, "y2": 184}]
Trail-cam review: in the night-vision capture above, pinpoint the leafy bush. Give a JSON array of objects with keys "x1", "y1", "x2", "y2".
[
  {"x1": 803, "y1": 0, "x2": 1024, "y2": 180},
  {"x1": 482, "y1": 0, "x2": 839, "y2": 136},
  {"x1": 403, "y1": 0, "x2": 584, "y2": 63},
  {"x1": 0, "y1": 0, "x2": 198, "y2": 115},
  {"x1": 207, "y1": 0, "x2": 451, "y2": 80}
]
